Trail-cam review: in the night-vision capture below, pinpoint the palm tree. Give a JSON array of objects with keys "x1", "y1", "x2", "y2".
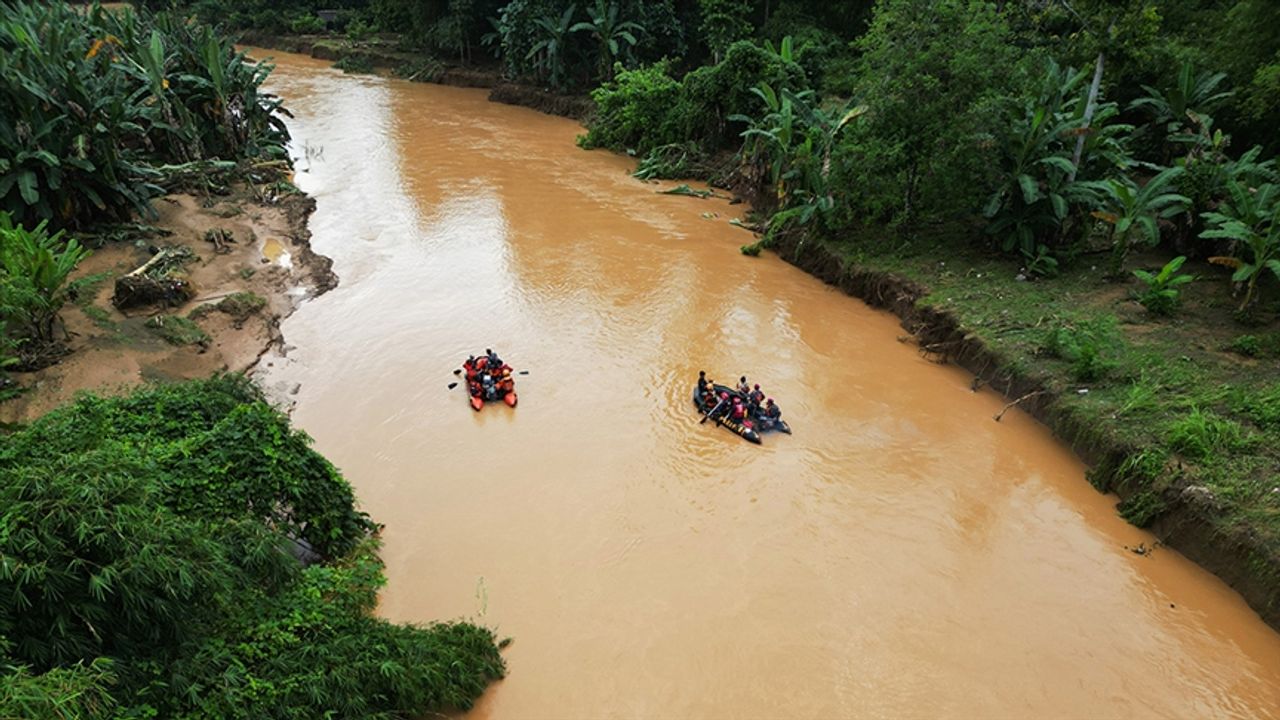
[
  {"x1": 526, "y1": 5, "x2": 578, "y2": 89},
  {"x1": 571, "y1": 0, "x2": 643, "y2": 82},
  {"x1": 1094, "y1": 167, "x2": 1189, "y2": 277}
]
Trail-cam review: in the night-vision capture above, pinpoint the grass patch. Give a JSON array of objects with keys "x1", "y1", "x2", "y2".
[
  {"x1": 1041, "y1": 316, "x2": 1120, "y2": 383},
  {"x1": 1166, "y1": 407, "x2": 1252, "y2": 461},
  {"x1": 145, "y1": 314, "x2": 209, "y2": 347},
  {"x1": 216, "y1": 291, "x2": 267, "y2": 326},
  {"x1": 79, "y1": 303, "x2": 120, "y2": 333}
]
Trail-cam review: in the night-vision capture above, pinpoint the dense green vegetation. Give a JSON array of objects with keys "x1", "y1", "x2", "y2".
[
  {"x1": 0, "y1": 376, "x2": 505, "y2": 717},
  {"x1": 0, "y1": 0, "x2": 296, "y2": 382},
  {"x1": 2, "y1": 4, "x2": 506, "y2": 714}
]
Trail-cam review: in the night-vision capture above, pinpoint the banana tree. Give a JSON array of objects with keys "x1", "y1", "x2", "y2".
[
  {"x1": 1202, "y1": 182, "x2": 1280, "y2": 310},
  {"x1": 571, "y1": 0, "x2": 643, "y2": 82},
  {"x1": 731, "y1": 82, "x2": 863, "y2": 239},
  {"x1": 983, "y1": 59, "x2": 1117, "y2": 270},
  {"x1": 1131, "y1": 61, "x2": 1233, "y2": 163},
  {"x1": 731, "y1": 83, "x2": 804, "y2": 197},
  {"x1": 1131, "y1": 61, "x2": 1234, "y2": 134},
  {"x1": 0, "y1": 213, "x2": 91, "y2": 347},
  {"x1": 1094, "y1": 167, "x2": 1189, "y2": 277},
  {"x1": 526, "y1": 5, "x2": 578, "y2": 89}
]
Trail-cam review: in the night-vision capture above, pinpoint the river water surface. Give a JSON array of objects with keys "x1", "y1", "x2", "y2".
[{"x1": 253, "y1": 51, "x2": 1280, "y2": 718}]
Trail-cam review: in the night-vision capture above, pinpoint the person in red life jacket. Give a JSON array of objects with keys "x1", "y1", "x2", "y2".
[
  {"x1": 731, "y1": 397, "x2": 747, "y2": 421},
  {"x1": 747, "y1": 384, "x2": 765, "y2": 415},
  {"x1": 474, "y1": 354, "x2": 489, "y2": 372},
  {"x1": 710, "y1": 391, "x2": 731, "y2": 419},
  {"x1": 468, "y1": 379, "x2": 483, "y2": 399},
  {"x1": 498, "y1": 369, "x2": 515, "y2": 395},
  {"x1": 463, "y1": 355, "x2": 477, "y2": 380}
]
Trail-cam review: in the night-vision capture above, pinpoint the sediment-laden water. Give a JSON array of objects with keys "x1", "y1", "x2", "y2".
[{"x1": 254, "y1": 50, "x2": 1280, "y2": 718}]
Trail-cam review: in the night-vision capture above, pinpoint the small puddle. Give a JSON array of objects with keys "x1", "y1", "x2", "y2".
[{"x1": 261, "y1": 237, "x2": 293, "y2": 269}]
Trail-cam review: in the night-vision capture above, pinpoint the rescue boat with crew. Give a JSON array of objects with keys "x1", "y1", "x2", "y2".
[{"x1": 462, "y1": 353, "x2": 518, "y2": 411}]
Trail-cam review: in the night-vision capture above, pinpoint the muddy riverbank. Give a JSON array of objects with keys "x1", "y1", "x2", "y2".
[{"x1": 0, "y1": 187, "x2": 333, "y2": 424}]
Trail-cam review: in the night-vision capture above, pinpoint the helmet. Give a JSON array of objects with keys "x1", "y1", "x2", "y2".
[
  {"x1": 719, "y1": 392, "x2": 729, "y2": 400},
  {"x1": 766, "y1": 398, "x2": 774, "y2": 403},
  {"x1": 754, "y1": 384, "x2": 760, "y2": 390}
]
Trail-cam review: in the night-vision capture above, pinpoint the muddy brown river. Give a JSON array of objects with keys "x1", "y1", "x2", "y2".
[{"x1": 252, "y1": 51, "x2": 1280, "y2": 718}]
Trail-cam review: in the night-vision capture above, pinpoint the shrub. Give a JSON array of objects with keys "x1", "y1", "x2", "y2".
[
  {"x1": 0, "y1": 378, "x2": 503, "y2": 715},
  {"x1": 290, "y1": 14, "x2": 327, "y2": 34},
  {"x1": 0, "y1": 658, "x2": 118, "y2": 719},
  {"x1": 674, "y1": 40, "x2": 807, "y2": 153},
  {"x1": 580, "y1": 60, "x2": 683, "y2": 155},
  {"x1": 0, "y1": 214, "x2": 93, "y2": 367},
  {"x1": 155, "y1": 540, "x2": 506, "y2": 719}
]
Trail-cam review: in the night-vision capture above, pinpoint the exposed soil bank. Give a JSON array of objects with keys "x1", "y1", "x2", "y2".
[
  {"x1": 772, "y1": 233, "x2": 1280, "y2": 631},
  {"x1": 0, "y1": 189, "x2": 334, "y2": 424},
  {"x1": 243, "y1": 33, "x2": 594, "y2": 119}
]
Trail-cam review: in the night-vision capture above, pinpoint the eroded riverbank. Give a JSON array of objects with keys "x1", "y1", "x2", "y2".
[
  {"x1": 253, "y1": 49, "x2": 1280, "y2": 718},
  {"x1": 1, "y1": 188, "x2": 332, "y2": 424}
]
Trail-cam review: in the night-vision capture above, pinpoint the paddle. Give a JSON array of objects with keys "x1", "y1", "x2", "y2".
[
  {"x1": 448, "y1": 368, "x2": 528, "y2": 389},
  {"x1": 700, "y1": 396, "x2": 726, "y2": 424}
]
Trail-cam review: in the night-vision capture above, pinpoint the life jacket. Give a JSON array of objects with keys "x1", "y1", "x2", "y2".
[
  {"x1": 475, "y1": 356, "x2": 489, "y2": 371},
  {"x1": 731, "y1": 403, "x2": 745, "y2": 420}
]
